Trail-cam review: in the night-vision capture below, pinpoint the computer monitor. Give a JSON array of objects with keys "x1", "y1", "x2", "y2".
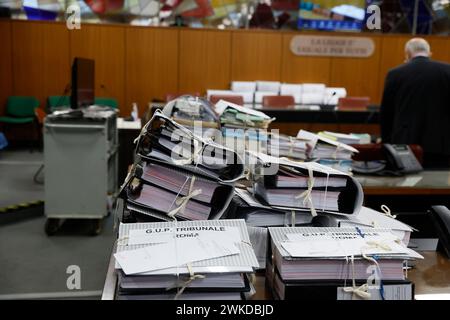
[{"x1": 70, "y1": 57, "x2": 95, "y2": 109}]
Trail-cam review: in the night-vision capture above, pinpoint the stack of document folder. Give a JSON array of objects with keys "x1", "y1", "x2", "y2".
[
  {"x1": 297, "y1": 130, "x2": 359, "y2": 174},
  {"x1": 123, "y1": 160, "x2": 235, "y2": 221},
  {"x1": 114, "y1": 219, "x2": 259, "y2": 300},
  {"x1": 135, "y1": 110, "x2": 244, "y2": 183},
  {"x1": 228, "y1": 188, "x2": 314, "y2": 268},
  {"x1": 215, "y1": 100, "x2": 274, "y2": 130},
  {"x1": 162, "y1": 95, "x2": 220, "y2": 130},
  {"x1": 266, "y1": 227, "x2": 423, "y2": 300},
  {"x1": 314, "y1": 206, "x2": 414, "y2": 246},
  {"x1": 251, "y1": 153, "x2": 363, "y2": 216},
  {"x1": 268, "y1": 133, "x2": 309, "y2": 160},
  {"x1": 120, "y1": 110, "x2": 244, "y2": 222}
]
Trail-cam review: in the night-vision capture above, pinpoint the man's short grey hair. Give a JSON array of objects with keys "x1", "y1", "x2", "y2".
[{"x1": 405, "y1": 38, "x2": 431, "y2": 57}]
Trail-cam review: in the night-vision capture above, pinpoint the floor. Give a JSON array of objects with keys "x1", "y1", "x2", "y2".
[{"x1": 0, "y1": 149, "x2": 115, "y2": 299}]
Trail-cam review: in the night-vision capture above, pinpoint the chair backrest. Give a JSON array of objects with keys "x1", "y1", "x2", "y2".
[
  {"x1": 6, "y1": 96, "x2": 39, "y2": 117},
  {"x1": 262, "y1": 95, "x2": 295, "y2": 108},
  {"x1": 165, "y1": 92, "x2": 200, "y2": 102},
  {"x1": 337, "y1": 97, "x2": 370, "y2": 110},
  {"x1": 95, "y1": 97, "x2": 118, "y2": 109},
  {"x1": 210, "y1": 94, "x2": 244, "y2": 105},
  {"x1": 47, "y1": 96, "x2": 70, "y2": 111}
]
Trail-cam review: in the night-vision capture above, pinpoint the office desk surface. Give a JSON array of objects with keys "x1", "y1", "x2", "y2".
[{"x1": 356, "y1": 170, "x2": 450, "y2": 195}]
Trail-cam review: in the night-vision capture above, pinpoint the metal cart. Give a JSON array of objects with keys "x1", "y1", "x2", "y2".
[{"x1": 43, "y1": 110, "x2": 118, "y2": 235}]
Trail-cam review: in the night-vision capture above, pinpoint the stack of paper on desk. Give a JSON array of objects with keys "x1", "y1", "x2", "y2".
[
  {"x1": 316, "y1": 206, "x2": 414, "y2": 246},
  {"x1": 120, "y1": 110, "x2": 244, "y2": 222},
  {"x1": 135, "y1": 110, "x2": 244, "y2": 183},
  {"x1": 162, "y1": 95, "x2": 220, "y2": 129},
  {"x1": 266, "y1": 227, "x2": 422, "y2": 300},
  {"x1": 251, "y1": 153, "x2": 363, "y2": 216},
  {"x1": 268, "y1": 133, "x2": 309, "y2": 160},
  {"x1": 114, "y1": 219, "x2": 259, "y2": 299},
  {"x1": 297, "y1": 130, "x2": 358, "y2": 173},
  {"x1": 123, "y1": 161, "x2": 235, "y2": 222},
  {"x1": 215, "y1": 100, "x2": 274, "y2": 129},
  {"x1": 230, "y1": 188, "x2": 314, "y2": 268}
]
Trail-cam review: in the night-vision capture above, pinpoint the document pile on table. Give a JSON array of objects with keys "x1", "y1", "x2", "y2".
[
  {"x1": 215, "y1": 100, "x2": 273, "y2": 157},
  {"x1": 114, "y1": 219, "x2": 259, "y2": 300},
  {"x1": 252, "y1": 153, "x2": 363, "y2": 216},
  {"x1": 297, "y1": 130, "x2": 359, "y2": 173},
  {"x1": 162, "y1": 95, "x2": 220, "y2": 131},
  {"x1": 267, "y1": 132, "x2": 309, "y2": 160},
  {"x1": 228, "y1": 187, "x2": 315, "y2": 268},
  {"x1": 266, "y1": 227, "x2": 422, "y2": 300},
  {"x1": 120, "y1": 110, "x2": 244, "y2": 222},
  {"x1": 215, "y1": 100, "x2": 274, "y2": 130}
]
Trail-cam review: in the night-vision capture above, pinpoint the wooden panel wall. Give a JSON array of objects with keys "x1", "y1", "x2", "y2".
[
  {"x1": 330, "y1": 37, "x2": 382, "y2": 103},
  {"x1": 11, "y1": 21, "x2": 70, "y2": 109},
  {"x1": 281, "y1": 34, "x2": 331, "y2": 84},
  {"x1": 70, "y1": 24, "x2": 125, "y2": 114},
  {"x1": 231, "y1": 31, "x2": 282, "y2": 81},
  {"x1": 3, "y1": 20, "x2": 450, "y2": 117},
  {"x1": 179, "y1": 29, "x2": 231, "y2": 95},
  {"x1": 125, "y1": 27, "x2": 178, "y2": 115},
  {"x1": 0, "y1": 21, "x2": 12, "y2": 115}
]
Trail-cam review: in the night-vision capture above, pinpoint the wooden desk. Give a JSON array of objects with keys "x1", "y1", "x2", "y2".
[{"x1": 355, "y1": 171, "x2": 450, "y2": 212}]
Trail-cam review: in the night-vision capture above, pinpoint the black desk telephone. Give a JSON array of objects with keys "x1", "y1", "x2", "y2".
[{"x1": 352, "y1": 144, "x2": 423, "y2": 175}]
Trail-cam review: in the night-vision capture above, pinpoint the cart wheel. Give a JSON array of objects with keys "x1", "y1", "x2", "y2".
[
  {"x1": 45, "y1": 218, "x2": 60, "y2": 236},
  {"x1": 89, "y1": 219, "x2": 103, "y2": 236}
]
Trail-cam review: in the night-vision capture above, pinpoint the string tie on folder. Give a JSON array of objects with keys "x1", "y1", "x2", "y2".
[
  {"x1": 291, "y1": 210, "x2": 296, "y2": 227},
  {"x1": 295, "y1": 166, "x2": 317, "y2": 217},
  {"x1": 332, "y1": 144, "x2": 342, "y2": 160},
  {"x1": 381, "y1": 204, "x2": 397, "y2": 219},
  {"x1": 365, "y1": 240, "x2": 391, "y2": 252},
  {"x1": 288, "y1": 136, "x2": 294, "y2": 158},
  {"x1": 168, "y1": 176, "x2": 202, "y2": 218},
  {"x1": 173, "y1": 263, "x2": 205, "y2": 300},
  {"x1": 343, "y1": 255, "x2": 371, "y2": 300}
]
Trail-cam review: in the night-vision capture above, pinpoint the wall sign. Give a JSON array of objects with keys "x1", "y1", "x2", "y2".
[{"x1": 290, "y1": 35, "x2": 375, "y2": 58}]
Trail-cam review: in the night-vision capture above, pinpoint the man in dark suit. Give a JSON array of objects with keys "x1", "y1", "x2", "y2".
[{"x1": 380, "y1": 38, "x2": 450, "y2": 168}]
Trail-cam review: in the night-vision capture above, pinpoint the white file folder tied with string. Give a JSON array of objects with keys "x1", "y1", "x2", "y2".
[
  {"x1": 115, "y1": 219, "x2": 259, "y2": 275},
  {"x1": 251, "y1": 153, "x2": 364, "y2": 216},
  {"x1": 268, "y1": 227, "x2": 423, "y2": 281}
]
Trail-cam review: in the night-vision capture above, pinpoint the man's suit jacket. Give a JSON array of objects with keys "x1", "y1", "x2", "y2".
[{"x1": 380, "y1": 56, "x2": 450, "y2": 155}]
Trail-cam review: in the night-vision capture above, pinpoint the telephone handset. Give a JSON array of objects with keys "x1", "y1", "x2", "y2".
[
  {"x1": 383, "y1": 144, "x2": 423, "y2": 174},
  {"x1": 352, "y1": 144, "x2": 423, "y2": 175}
]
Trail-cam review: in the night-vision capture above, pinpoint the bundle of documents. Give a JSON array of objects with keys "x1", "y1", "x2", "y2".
[
  {"x1": 266, "y1": 227, "x2": 423, "y2": 300},
  {"x1": 229, "y1": 188, "x2": 314, "y2": 268},
  {"x1": 251, "y1": 153, "x2": 363, "y2": 216},
  {"x1": 215, "y1": 100, "x2": 274, "y2": 129},
  {"x1": 315, "y1": 206, "x2": 414, "y2": 246},
  {"x1": 268, "y1": 133, "x2": 309, "y2": 160},
  {"x1": 162, "y1": 95, "x2": 220, "y2": 129},
  {"x1": 135, "y1": 110, "x2": 244, "y2": 183},
  {"x1": 297, "y1": 130, "x2": 359, "y2": 173},
  {"x1": 318, "y1": 131, "x2": 371, "y2": 145},
  {"x1": 119, "y1": 109, "x2": 245, "y2": 222},
  {"x1": 114, "y1": 219, "x2": 259, "y2": 300},
  {"x1": 221, "y1": 128, "x2": 268, "y2": 156},
  {"x1": 123, "y1": 160, "x2": 235, "y2": 221}
]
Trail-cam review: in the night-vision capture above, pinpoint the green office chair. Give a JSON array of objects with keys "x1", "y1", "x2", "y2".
[
  {"x1": 0, "y1": 96, "x2": 40, "y2": 148},
  {"x1": 0, "y1": 96, "x2": 39, "y2": 124},
  {"x1": 47, "y1": 95, "x2": 70, "y2": 112},
  {"x1": 95, "y1": 97, "x2": 118, "y2": 109}
]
